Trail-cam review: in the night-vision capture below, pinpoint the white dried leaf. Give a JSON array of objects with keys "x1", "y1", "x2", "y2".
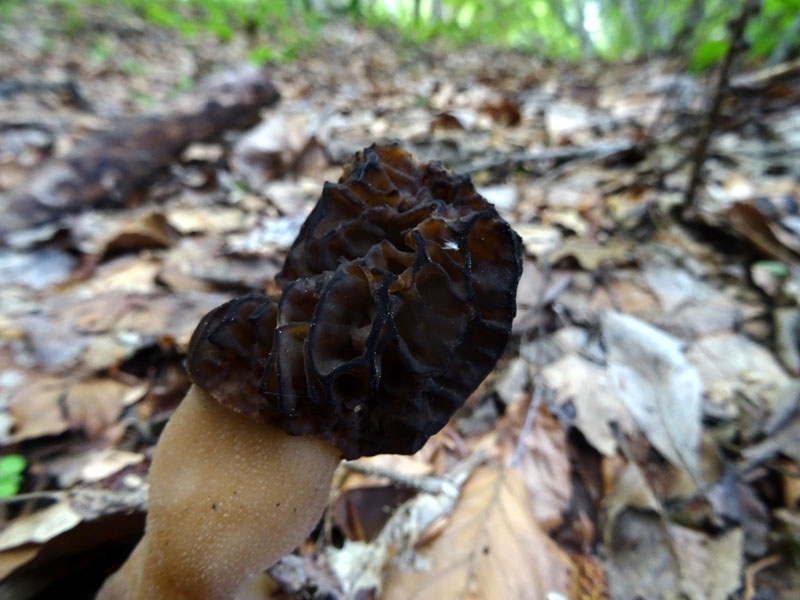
[{"x1": 602, "y1": 311, "x2": 703, "y2": 480}]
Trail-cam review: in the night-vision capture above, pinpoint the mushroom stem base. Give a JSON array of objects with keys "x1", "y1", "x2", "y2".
[{"x1": 97, "y1": 385, "x2": 341, "y2": 600}]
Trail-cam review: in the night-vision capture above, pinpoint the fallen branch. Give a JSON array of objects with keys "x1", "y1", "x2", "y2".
[
  {"x1": 456, "y1": 139, "x2": 636, "y2": 175},
  {"x1": 1, "y1": 65, "x2": 280, "y2": 241}
]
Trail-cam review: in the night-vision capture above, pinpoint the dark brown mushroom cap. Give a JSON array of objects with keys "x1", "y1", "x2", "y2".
[{"x1": 187, "y1": 145, "x2": 522, "y2": 459}]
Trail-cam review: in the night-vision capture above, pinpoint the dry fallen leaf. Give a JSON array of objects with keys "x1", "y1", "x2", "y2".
[
  {"x1": 0, "y1": 488, "x2": 147, "y2": 582},
  {"x1": 551, "y1": 238, "x2": 634, "y2": 271},
  {"x1": 8, "y1": 376, "x2": 70, "y2": 442},
  {"x1": 728, "y1": 201, "x2": 800, "y2": 266},
  {"x1": 382, "y1": 465, "x2": 575, "y2": 600},
  {"x1": 166, "y1": 206, "x2": 245, "y2": 235},
  {"x1": 510, "y1": 223, "x2": 563, "y2": 259},
  {"x1": 0, "y1": 502, "x2": 82, "y2": 551},
  {"x1": 588, "y1": 274, "x2": 660, "y2": 318},
  {"x1": 0, "y1": 248, "x2": 77, "y2": 291},
  {"x1": 644, "y1": 264, "x2": 741, "y2": 339},
  {"x1": 687, "y1": 332, "x2": 793, "y2": 431},
  {"x1": 508, "y1": 404, "x2": 572, "y2": 530},
  {"x1": 541, "y1": 353, "x2": 635, "y2": 456},
  {"x1": 605, "y1": 509, "x2": 743, "y2": 600},
  {"x1": 602, "y1": 311, "x2": 704, "y2": 482},
  {"x1": 600, "y1": 460, "x2": 659, "y2": 545},
  {"x1": 64, "y1": 378, "x2": 147, "y2": 437},
  {"x1": 45, "y1": 448, "x2": 145, "y2": 487},
  {"x1": 102, "y1": 211, "x2": 174, "y2": 254}
]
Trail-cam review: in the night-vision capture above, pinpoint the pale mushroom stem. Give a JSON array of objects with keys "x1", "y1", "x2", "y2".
[{"x1": 97, "y1": 386, "x2": 341, "y2": 600}]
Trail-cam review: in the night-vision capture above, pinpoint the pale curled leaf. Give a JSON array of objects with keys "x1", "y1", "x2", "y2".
[
  {"x1": 45, "y1": 448, "x2": 144, "y2": 487},
  {"x1": 0, "y1": 502, "x2": 81, "y2": 551},
  {"x1": 541, "y1": 353, "x2": 635, "y2": 456},
  {"x1": 382, "y1": 466, "x2": 575, "y2": 600},
  {"x1": 687, "y1": 332, "x2": 793, "y2": 421},
  {"x1": 602, "y1": 311, "x2": 703, "y2": 480}
]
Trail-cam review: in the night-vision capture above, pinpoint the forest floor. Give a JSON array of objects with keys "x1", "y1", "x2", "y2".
[{"x1": 2, "y1": 3, "x2": 800, "y2": 599}]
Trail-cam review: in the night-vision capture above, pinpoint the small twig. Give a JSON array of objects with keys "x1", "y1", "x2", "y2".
[
  {"x1": 342, "y1": 450, "x2": 487, "y2": 497},
  {"x1": 342, "y1": 460, "x2": 454, "y2": 496},
  {"x1": 510, "y1": 382, "x2": 546, "y2": 467},
  {"x1": 682, "y1": 0, "x2": 761, "y2": 212},
  {"x1": 0, "y1": 490, "x2": 66, "y2": 505},
  {"x1": 743, "y1": 554, "x2": 782, "y2": 600},
  {"x1": 457, "y1": 139, "x2": 636, "y2": 176},
  {"x1": 19, "y1": 474, "x2": 51, "y2": 517}
]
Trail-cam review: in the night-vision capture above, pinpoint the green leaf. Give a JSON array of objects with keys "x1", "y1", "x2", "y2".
[
  {"x1": 691, "y1": 39, "x2": 729, "y2": 71},
  {"x1": 250, "y1": 45, "x2": 275, "y2": 65},
  {"x1": 0, "y1": 454, "x2": 26, "y2": 498},
  {"x1": 754, "y1": 260, "x2": 789, "y2": 278}
]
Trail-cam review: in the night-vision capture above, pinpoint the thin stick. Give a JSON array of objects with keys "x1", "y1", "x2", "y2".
[
  {"x1": 457, "y1": 140, "x2": 635, "y2": 175},
  {"x1": 510, "y1": 381, "x2": 546, "y2": 466},
  {"x1": 682, "y1": 0, "x2": 761, "y2": 212}
]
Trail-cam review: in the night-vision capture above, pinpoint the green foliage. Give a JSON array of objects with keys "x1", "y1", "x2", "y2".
[
  {"x1": 0, "y1": 0, "x2": 23, "y2": 22},
  {"x1": 5, "y1": 0, "x2": 800, "y2": 69},
  {"x1": 754, "y1": 260, "x2": 790, "y2": 278},
  {"x1": 135, "y1": 0, "x2": 323, "y2": 64},
  {"x1": 350, "y1": 0, "x2": 799, "y2": 67},
  {"x1": 692, "y1": 39, "x2": 730, "y2": 71},
  {"x1": 748, "y1": 0, "x2": 800, "y2": 58},
  {"x1": 0, "y1": 455, "x2": 26, "y2": 498}
]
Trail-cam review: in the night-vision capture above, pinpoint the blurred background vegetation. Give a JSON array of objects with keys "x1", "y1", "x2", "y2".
[{"x1": 2, "y1": 0, "x2": 799, "y2": 70}]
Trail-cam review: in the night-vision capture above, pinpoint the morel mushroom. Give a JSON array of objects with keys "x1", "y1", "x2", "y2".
[{"x1": 97, "y1": 145, "x2": 522, "y2": 600}]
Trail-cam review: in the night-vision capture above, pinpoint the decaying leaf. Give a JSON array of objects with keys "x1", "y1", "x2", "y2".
[
  {"x1": 8, "y1": 376, "x2": 70, "y2": 443},
  {"x1": 326, "y1": 453, "x2": 484, "y2": 597},
  {"x1": 514, "y1": 223, "x2": 563, "y2": 258},
  {"x1": 602, "y1": 311, "x2": 704, "y2": 481},
  {"x1": 45, "y1": 448, "x2": 145, "y2": 487},
  {"x1": 101, "y1": 211, "x2": 175, "y2": 254},
  {"x1": 600, "y1": 460, "x2": 659, "y2": 545},
  {"x1": 588, "y1": 274, "x2": 660, "y2": 317},
  {"x1": 728, "y1": 201, "x2": 800, "y2": 266},
  {"x1": 0, "y1": 502, "x2": 82, "y2": 552},
  {"x1": 64, "y1": 379, "x2": 146, "y2": 438},
  {"x1": 166, "y1": 206, "x2": 246, "y2": 235},
  {"x1": 644, "y1": 265, "x2": 741, "y2": 339},
  {"x1": 499, "y1": 402, "x2": 572, "y2": 530},
  {"x1": 0, "y1": 488, "x2": 147, "y2": 583},
  {"x1": 551, "y1": 237, "x2": 633, "y2": 271},
  {"x1": 541, "y1": 353, "x2": 635, "y2": 456},
  {"x1": 687, "y1": 332, "x2": 794, "y2": 432},
  {"x1": 0, "y1": 248, "x2": 77, "y2": 291},
  {"x1": 381, "y1": 465, "x2": 575, "y2": 600},
  {"x1": 605, "y1": 510, "x2": 743, "y2": 600},
  {"x1": 494, "y1": 357, "x2": 530, "y2": 406}
]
